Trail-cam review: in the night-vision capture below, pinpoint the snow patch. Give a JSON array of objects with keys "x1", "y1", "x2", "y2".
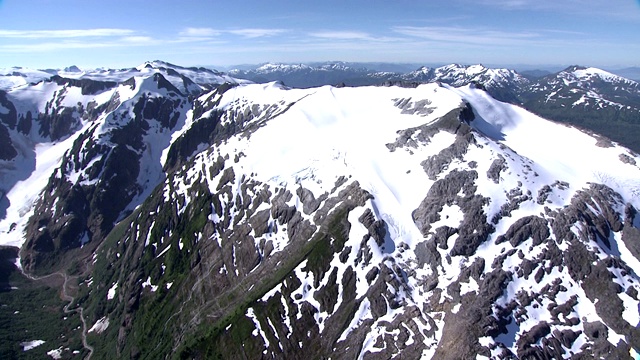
[
  {"x1": 107, "y1": 283, "x2": 118, "y2": 300},
  {"x1": 47, "y1": 347, "x2": 63, "y2": 359},
  {"x1": 21, "y1": 340, "x2": 45, "y2": 351},
  {"x1": 88, "y1": 317, "x2": 110, "y2": 334}
]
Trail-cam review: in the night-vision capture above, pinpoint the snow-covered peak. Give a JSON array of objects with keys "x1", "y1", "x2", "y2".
[
  {"x1": 254, "y1": 63, "x2": 312, "y2": 73},
  {"x1": 407, "y1": 66, "x2": 434, "y2": 77},
  {"x1": 135, "y1": 60, "x2": 182, "y2": 71},
  {"x1": 0, "y1": 60, "x2": 245, "y2": 94},
  {"x1": 436, "y1": 63, "x2": 486, "y2": 76},
  {"x1": 530, "y1": 65, "x2": 640, "y2": 112},
  {"x1": 63, "y1": 65, "x2": 82, "y2": 73},
  {"x1": 401, "y1": 64, "x2": 528, "y2": 95},
  {"x1": 435, "y1": 64, "x2": 524, "y2": 84},
  {"x1": 566, "y1": 66, "x2": 637, "y2": 85}
]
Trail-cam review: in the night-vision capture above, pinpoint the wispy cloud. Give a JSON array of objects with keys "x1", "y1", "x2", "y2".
[
  {"x1": 0, "y1": 35, "x2": 158, "y2": 53},
  {"x1": 179, "y1": 27, "x2": 286, "y2": 39},
  {"x1": 0, "y1": 41, "x2": 114, "y2": 52},
  {"x1": 179, "y1": 28, "x2": 220, "y2": 37},
  {"x1": 310, "y1": 31, "x2": 373, "y2": 40},
  {"x1": 470, "y1": 0, "x2": 640, "y2": 20},
  {"x1": 0, "y1": 28, "x2": 135, "y2": 38},
  {"x1": 226, "y1": 28, "x2": 287, "y2": 38},
  {"x1": 121, "y1": 36, "x2": 155, "y2": 44},
  {"x1": 308, "y1": 30, "x2": 401, "y2": 43},
  {"x1": 474, "y1": 0, "x2": 534, "y2": 8},
  {"x1": 393, "y1": 26, "x2": 539, "y2": 46}
]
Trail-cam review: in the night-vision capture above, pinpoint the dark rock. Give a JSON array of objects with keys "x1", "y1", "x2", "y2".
[
  {"x1": 0, "y1": 90, "x2": 17, "y2": 129},
  {"x1": 486, "y1": 154, "x2": 507, "y2": 184},
  {"x1": 0, "y1": 123, "x2": 17, "y2": 160},
  {"x1": 619, "y1": 153, "x2": 637, "y2": 166},
  {"x1": 495, "y1": 215, "x2": 549, "y2": 247},
  {"x1": 516, "y1": 321, "x2": 551, "y2": 357},
  {"x1": 433, "y1": 226, "x2": 458, "y2": 249},
  {"x1": 296, "y1": 187, "x2": 326, "y2": 215},
  {"x1": 51, "y1": 75, "x2": 117, "y2": 95}
]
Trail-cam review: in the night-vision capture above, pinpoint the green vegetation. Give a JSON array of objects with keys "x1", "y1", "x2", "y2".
[
  {"x1": 519, "y1": 80, "x2": 640, "y2": 153},
  {"x1": 175, "y1": 203, "x2": 355, "y2": 358},
  {"x1": 0, "y1": 271, "x2": 85, "y2": 359}
]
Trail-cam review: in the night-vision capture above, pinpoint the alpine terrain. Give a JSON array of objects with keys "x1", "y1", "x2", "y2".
[
  {"x1": 1, "y1": 61, "x2": 640, "y2": 359},
  {"x1": 230, "y1": 63, "x2": 640, "y2": 153}
]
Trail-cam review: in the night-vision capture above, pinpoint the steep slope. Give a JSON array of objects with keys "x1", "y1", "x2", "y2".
[
  {"x1": 73, "y1": 81, "x2": 640, "y2": 359},
  {"x1": 0, "y1": 63, "x2": 245, "y2": 273}
]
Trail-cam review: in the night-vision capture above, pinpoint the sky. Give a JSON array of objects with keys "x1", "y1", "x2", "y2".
[{"x1": 0, "y1": 0, "x2": 639, "y2": 70}]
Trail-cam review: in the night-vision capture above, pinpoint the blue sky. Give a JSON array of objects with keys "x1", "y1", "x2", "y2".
[{"x1": 0, "y1": 0, "x2": 639, "y2": 70}]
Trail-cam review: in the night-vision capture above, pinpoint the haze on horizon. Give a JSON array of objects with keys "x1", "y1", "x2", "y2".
[{"x1": 0, "y1": 0, "x2": 638, "y2": 71}]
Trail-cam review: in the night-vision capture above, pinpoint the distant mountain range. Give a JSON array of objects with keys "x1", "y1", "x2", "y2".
[
  {"x1": 3, "y1": 61, "x2": 639, "y2": 155},
  {"x1": 227, "y1": 61, "x2": 640, "y2": 84},
  {"x1": 229, "y1": 62, "x2": 640, "y2": 153}
]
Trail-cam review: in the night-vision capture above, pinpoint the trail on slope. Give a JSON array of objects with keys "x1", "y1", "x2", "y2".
[{"x1": 17, "y1": 259, "x2": 94, "y2": 359}]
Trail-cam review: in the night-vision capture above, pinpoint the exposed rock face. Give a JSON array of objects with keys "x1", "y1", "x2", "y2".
[
  {"x1": 0, "y1": 123, "x2": 17, "y2": 161},
  {"x1": 0, "y1": 91, "x2": 18, "y2": 160},
  {"x1": 18, "y1": 74, "x2": 197, "y2": 272}
]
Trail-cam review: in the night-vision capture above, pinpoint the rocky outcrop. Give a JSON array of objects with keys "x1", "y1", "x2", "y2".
[
  {"x1": 412, "y1": 169, "x2": 492, "y2": 257},
  {"x1": 51, "y1": 75, "x2": 118, "y2": 95}
]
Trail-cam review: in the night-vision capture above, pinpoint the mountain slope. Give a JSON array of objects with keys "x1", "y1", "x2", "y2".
[
  {"x1": 0, "y1": 63, "x2": 245, "y2": 273},
  {"x1": 1, "y1": 63, "x2": 640, "y2": 359},
  {"x1": 522, "y1": 66, "x2": 640, "y2": 152},
  {"x1": 83, "y1": 82, "x2": 640, "y2": 358}
]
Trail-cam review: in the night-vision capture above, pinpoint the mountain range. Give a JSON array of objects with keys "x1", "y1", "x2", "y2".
[
  {"x1": 231, "y1": 62, "x2": 640, "y2": 154},
  {"x1": 0, "y1": 60, "x2": 640, "y2": 359}
]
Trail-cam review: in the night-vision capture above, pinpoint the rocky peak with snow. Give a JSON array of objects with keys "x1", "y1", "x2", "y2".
[
  {"x1": 1, "y1": 61, "x2": 640, "y2": 359},
  {"x1": 399, "y1": 64, "x2": 529, "y2": 103},
  {"x1": 0, "y1": 63, "x2": 246, "y2": 272},
  {"x1": 522, "y1": 66, "x2": 640, "y2": 150}
]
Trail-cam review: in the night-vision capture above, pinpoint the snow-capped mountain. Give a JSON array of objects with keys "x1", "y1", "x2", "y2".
[
  {"x1": 521, "y1": 66, "x2": 640, "y2": 152},
  {"x1": 0, "y1": 62, "x2": 245, "y2": 271},
  {"x1": 0, "y1": 60, "x2": 246, "y2": 93},
  {"x1": 2, "y1": 61, "x2": 640, "y2": 359},
  {"x1": 400, "y1": 64, "x2": 530, "y2": 103},
  {"x1": 229, "y1": 62, "x2": 377, "y2": 88},
  {"x1": 527, "y1": 66, "x2": 640, "y2": 111},
  {"x1": 228, "y1": 63, "x2": 531, "y2": 104}
]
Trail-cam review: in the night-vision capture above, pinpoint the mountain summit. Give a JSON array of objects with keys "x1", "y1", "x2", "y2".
[{"x1": 0, "y1": 62, "x2": 639, "y2": 359}]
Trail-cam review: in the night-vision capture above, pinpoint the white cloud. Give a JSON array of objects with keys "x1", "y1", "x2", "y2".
[
  {"x1": 227, "y1": 28, "x2": 286, "y2": 38},
  {"x1": 393, "y1": 26, "x2": 539, "y2": 46},
  {"x1": 179, "y1": 28, "x2": 220, "y2": 37},
  {"x1": 310, "y1": 31, "x2": 372, "y2": 40},
  {"x1": 0, "y1": 28, "x2": 135, "y2": 38},
  {"x1": 177, "y1": 27, "x2": 286, "y2": 39},
  {"x1": 121, "y1": 36, "x2": 155, "y2": 44},
  {"x1": 471, "y1": 0, "x2": 640, "y2": 20},
  {"x1": 308, "y1": 31, "x2": 401, "y2": 43},
  {"x1": 0, "y1": 41, "x2": 113, "y2": 52}
]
